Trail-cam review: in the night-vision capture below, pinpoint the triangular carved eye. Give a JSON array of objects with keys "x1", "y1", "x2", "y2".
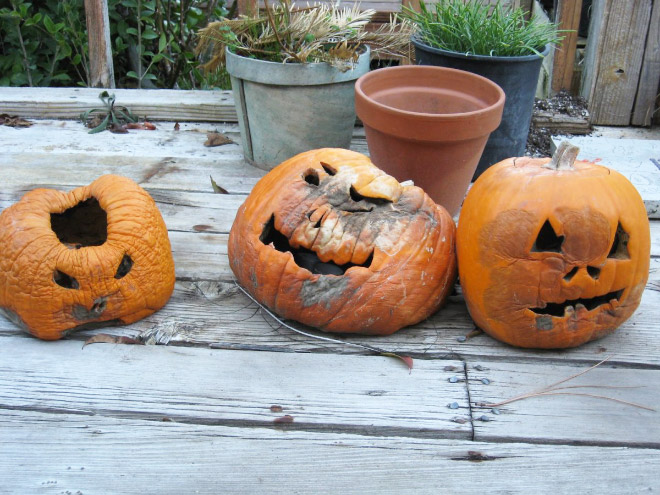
[
  {"x1": 608, "y1": 222, "x2": 630, "y2": 259},
  {"x1": 531, "y1": 220, "x2": 564, "y2": 253}
]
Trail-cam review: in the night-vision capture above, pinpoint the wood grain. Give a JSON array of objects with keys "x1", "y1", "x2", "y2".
[
  {"x1": 551, "y1": 0, "x2": 583, "y2": 93},
  {"x1": 0, "y1": 337, "x2": 471, "y2": 437},
  {"x1": 0, "y1": 87, "x2": 237, "y2": 121},
  {"x1": 631, "y1": 0, "x2": 660, "y2": 126},
  {"x1": 581, "y1": 0, "x2": 653, "y2": 125},
  {"x1": 1, "y1": 269, "x2": 658, "y2": 367},
  {"x1": 84, "y1": 0, "x2": 115, "y2": 88},
  {"x1": 1, "y1": 410, "x2": 658, "y2": 494},
  {"x1": 469, "y1": 360, "x2": 660, "y2": 447}
]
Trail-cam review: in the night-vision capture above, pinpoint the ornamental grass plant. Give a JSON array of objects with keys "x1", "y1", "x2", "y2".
[
  {"x1": 195, "y1": 0, "x2": 413, "y2": 71},
  {"x1": 402, "y1": 0, "x2": 562, "y2": 57}
]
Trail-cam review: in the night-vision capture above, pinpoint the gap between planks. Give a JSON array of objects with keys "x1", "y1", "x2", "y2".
[{"x1": 1, "y1": 409, "x2": 658, "y2": 494}]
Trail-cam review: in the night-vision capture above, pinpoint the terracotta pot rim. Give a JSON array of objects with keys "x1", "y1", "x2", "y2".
[
  {"x1": 411, "y1": 35, "x2": 551, "y2": 62},
  {"x1": 355, "y1": 65, "x2": 505, "y2": 142},
  {"x1": 355, "y1": 65, "x2": 505, "y2": 123}
]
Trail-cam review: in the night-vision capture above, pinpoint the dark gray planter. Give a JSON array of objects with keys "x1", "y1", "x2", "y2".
[
  {"x1": 412, "y1": 37, "x2": 550, "y2": 179},
  {"x1": 226, "y1": 47, "x2": 371, "y2": 170}
]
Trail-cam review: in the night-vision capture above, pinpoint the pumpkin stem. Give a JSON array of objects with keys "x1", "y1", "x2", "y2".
[{"x1": 546, "y1": 141, "x2": 580, "y2": 170}]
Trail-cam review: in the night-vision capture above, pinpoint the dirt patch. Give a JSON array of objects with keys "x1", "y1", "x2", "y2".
[{"x1": 526, "y1": 90, "x2": 590, "y2": 157}]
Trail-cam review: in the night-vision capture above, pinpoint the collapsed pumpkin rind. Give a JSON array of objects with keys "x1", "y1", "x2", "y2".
[
  {"x1": 0, "y1": 175, "x2": 176, "y2": 340},
  {"x1": 456, "y1": 154, "x2": 650, "y2": 349},
  {"x1": 229, "y1": 148, "x2": 457, "y2": 335}
]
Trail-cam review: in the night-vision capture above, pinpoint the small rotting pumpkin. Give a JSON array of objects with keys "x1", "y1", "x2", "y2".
[
  {"x1": 457, "y1": 142, "x2": 650, "y2": 349},
  {"x1": 0, "y1": 175, "x2": 175, "y2": 340},
  {"x1": 228, "y1": 148, "x2": 457, "y2": 335}
]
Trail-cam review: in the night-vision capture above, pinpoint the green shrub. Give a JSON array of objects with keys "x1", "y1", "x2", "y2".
[
  {"x1": 0, "y1": 0, "x2": 89, "y2": 86},
  {"x1": 0, "y1": 0, "x2": 230, "y2": 88}
]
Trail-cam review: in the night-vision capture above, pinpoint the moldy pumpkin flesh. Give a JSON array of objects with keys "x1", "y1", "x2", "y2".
[
  {"x1": 457, "y1": 143, "x2": 650, "y2": 349},
  {"x1": 229, "y1": 148, "x2": 457, "y2": 335},
  {"x1": 0, "y1": 175, "x2": 176, "y2": 340}
]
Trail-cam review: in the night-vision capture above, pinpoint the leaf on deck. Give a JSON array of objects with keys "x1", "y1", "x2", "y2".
[
  {"x1": 0, "y1": 114, "x2": 33, "y2": 127},
  {"x1": 210, "y1": 175, "x2": 229, "y2": 194},
  {"x1": 204, "y1": 131, "x2": 233, "y2": 147},
  {"x1": 82, "y1": 334, "x2": 144, "y2": 348}
]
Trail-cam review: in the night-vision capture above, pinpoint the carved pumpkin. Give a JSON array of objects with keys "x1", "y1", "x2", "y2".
[
  {"x1": 0, "y1": 175, "x2": 175, "y2": 340},
  {"x1": 457, "y1": 142, "x2": 650, "y2": 348},
  {"x1": 229, "y1": 148, "x2": 457, "y2": 335}
]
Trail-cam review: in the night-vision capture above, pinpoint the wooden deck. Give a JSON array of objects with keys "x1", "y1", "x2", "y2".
[{"x1": 1, "y1": 88, "x2": 659, "y2": 494}]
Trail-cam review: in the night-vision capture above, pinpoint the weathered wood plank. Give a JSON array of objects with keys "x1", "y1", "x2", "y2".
[
  {"x1": 631, "y1": 0, "x2": 660, "y2": 126},
  {"x1": 1, "y1": 267, "x2": 658, "y2": 367},
  {"x1": 0, "y1": 337, "x2": 471, "y2": 437},
  {"x1": 533, "y1": 111, "x2": 591, "y2": 134},
  {"x1": 0, "y1": 88, "x2": 238, "y2": 122},
  {"x1": 0, "y1": 120, "x2": 368, "y2": 193},
  {"x1": 580, "y1": 0, "x2": 653, "y2": 125},
  {"x1": 1, "y1": 410, "x2": 659, "y2": 494},
  {"x1": 84, "y1": 0, "x2": 115, "y2": 88},
  {"x1": 468, "y1": 360, "x2": 660, "y2": 447},
  {"x1": 551, "y1": 0, "x2": 583, "y2": 93}
]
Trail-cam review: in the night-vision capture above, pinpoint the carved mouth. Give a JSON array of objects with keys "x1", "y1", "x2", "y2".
[
  {"x1": 529, "y1": 289, "x2": 624, "y2": 317},
  {"x1": 260, "y1": 215, "x2": 373, "y2": 276}
]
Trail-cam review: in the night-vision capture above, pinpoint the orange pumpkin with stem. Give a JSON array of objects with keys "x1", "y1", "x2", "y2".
[
  {"x1": 457, "y1": 142, "x2": 650, "y2": 349},
  {"x1": 0, "y1": 175, "x2": 175, "y2": 340},
  {"x1": 228, "y1": 148, "x2": 457, "y2": 335}
]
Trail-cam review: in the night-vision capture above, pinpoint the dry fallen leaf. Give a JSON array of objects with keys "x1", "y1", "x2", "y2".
[
  {"x1": 273, "y1": 415, "x2": 294, "y2": 424},
  {"x1": 193, "y1": 224, "x2": 213, "y2": 232},
  {"x1": 174, "y1": 122, "x2": 180, "y2": 131},
  {"x1": 125, "y1": 122, "x2": 157, "y2": 130},
  {"x1": 210, "y1": 175, "x2": 229, "y2": 194},
  {"x1": 83, "y1": 334, "x2": 144, "y2": 347},
  {"x1": 204, "y1": 131, "x2": 233, "y2": 147},
  {"x1": 0, "y1": 114, "x2": 33, "y2": 127}
]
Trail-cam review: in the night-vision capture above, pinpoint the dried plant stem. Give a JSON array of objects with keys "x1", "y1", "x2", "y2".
[
  {"x1": 484, "y1": 356, "x2": 655, "y2": 411},
  {"x1": 234, "y1": 281, "x2": 413, "y2": 370},
  {"x1": 528, "y1": 391, "x2": 655, "y2": 412}
]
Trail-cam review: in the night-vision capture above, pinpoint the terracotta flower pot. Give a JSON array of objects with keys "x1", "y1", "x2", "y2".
[{"x1": 354, "y1": 65, "x2": 505, "y2": 216}]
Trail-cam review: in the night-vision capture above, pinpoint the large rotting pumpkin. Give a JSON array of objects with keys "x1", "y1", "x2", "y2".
[
  {"x1": 228, "y1": 148, "x2": 457, "y2": 335},
  {"x1": 457, "y1": 142, "x2": 650, "y2": 349},
  {"x1": 0, "y1": 175, "x2": 175, "y2": 340}
]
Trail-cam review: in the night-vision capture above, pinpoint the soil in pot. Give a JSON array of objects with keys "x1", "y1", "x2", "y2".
[{"x1": 355, "y1": 65, "x2": 504, "y2": 216}]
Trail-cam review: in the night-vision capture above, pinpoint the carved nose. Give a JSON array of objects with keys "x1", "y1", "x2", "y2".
[
  {"x1": 72, "y1": 296, "x2": 108, "y2": 321},
  {"x1": 563, "y1": 266, "x2": 601, "y2": 282},
  {"x1": 586, "y1": 266, "x2": 601, "y2": 280}
]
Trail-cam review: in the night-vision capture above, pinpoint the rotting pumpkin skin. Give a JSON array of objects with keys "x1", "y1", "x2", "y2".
[
  {"x1": 457, "y1": 149, "x2": 650, "y2": 349},
  {"x1": 228, "y1": 148, "x2": 457, "y2": 335},
  {"x1": 0, "y1": 175, "x2": 176, "y2": 340}
]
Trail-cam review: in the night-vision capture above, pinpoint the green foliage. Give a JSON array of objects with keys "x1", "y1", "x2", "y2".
[
  {"x1": 402, "y1": 0, "x2": 563, "y2": 57},
  {"x1": 110, "y1": 0, "x2": 229, "y2": 88},
  {"x1": 0, "y1": 0, "x2": 90, "y2": 86},
  {"x1": 80, "y1": 90, "x2": 138, "y2": 133},
  {"x1": 0, "y1": 0, "x2": 230, "y2": 88}
]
